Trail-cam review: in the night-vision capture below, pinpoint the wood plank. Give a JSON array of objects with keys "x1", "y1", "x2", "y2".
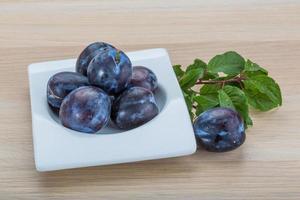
[{"x1": 0, "y1": 1, "x2": 299, "y2": 199}]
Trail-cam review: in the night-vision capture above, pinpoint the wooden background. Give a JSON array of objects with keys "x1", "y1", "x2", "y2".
[{"x1": 0, "y1": 0, "x2": 299, "y2": 199}]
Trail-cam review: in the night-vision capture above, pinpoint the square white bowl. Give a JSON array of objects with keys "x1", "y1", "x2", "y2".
[{"x1": 28, "y1": 48, "x2": 197, "y2": 172}]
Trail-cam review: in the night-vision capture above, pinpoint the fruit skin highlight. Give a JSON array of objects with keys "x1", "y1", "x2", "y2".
[
  {"x1": 59, "y1": 86, "x2": 111, "y2": 133},
  {"x1": 128, "y1": 66, "x2": 158, "y2": 92},
  {"x1": 193, "y1": 107, "x2": 245, "y2": 152},
  {"x1": 76, "y1": 42, "x2": 115, "y2": 76},
  {"x1": 87, "y1": 48, "x2": 132, "y2": 95},
  {"x1": 47, "y1": 72, "x2": 89, "y2": 110},
  {"x1": 111, "y1": 87, "x2": 159, "y2": 130}
]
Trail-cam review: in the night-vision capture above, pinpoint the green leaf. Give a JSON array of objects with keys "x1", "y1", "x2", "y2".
[
  {"x1": 179, "y1": 68, "x2": 204, "y2": 89},
  {"x1": 183, "y1": 88, "x2": 198, "y2": 97},
  {"x1": 199, "y1": 84, "x2": 220, "y2": 103},
  {"x1": 194, "y1": 96, "x2": 218, "y2": 116},
  {"x1": 203, "y1": 71, "x2": 218, "y2": 80},
  {"x1": 183, "y1": 91, "x2": 195, "y2": 119},
  {"x1": 243, "y1": 59, "x2": 268, "y2": 77},
  {"x1": 208, "y1": 51, "x2": 245, "y2": 76},
  {"x1": 195, "y1": 106, "x2": 204, "y2": 116},
  {"x1": 194, "y1": 95, "x2": 219, "y2": 109},
  {"x1": 218, "y1": 86, "x2": 252, "y2": 127},
  {"x1": 243, "y1": 75, "x2": 282, "y2": 111},
  {"x1": 186, "y1": 59, "x2": 207, "y2": 72},
  {"x1": 200, "y1": 84, "x2": 221, "y2": 95},
  {"x1": 195, "y1": 85, "x2": 220, "y2": 116},
  {"x1": 173, "y1": 64, "x2": 184, "y2": 79},
  {"x1": 183, "y1": 91, "x2": 193, "y2": 110},
  {"x1": 194, "y1": 94, "x2": 219, "y2": 116},
  {"x1": 222, "y1": 85, "x2": 253, "y2": 126},
  {"x1": 218, "y1": 89, "x2": 235, "y2": 108}
]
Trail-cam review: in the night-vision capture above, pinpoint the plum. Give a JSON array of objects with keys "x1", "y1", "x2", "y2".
[
  {"x1": 111, "y1": 87, "x2": 159, "y2": 130},
  {"x1": 47, "y1": 72, "x2": 89, "y2": 110},
  {"x1": 59, "y1": 86, "x2": 111, "y2": 133},
  {"x1": 128, "y1": 66, "x2": 158, "y2": 92},
  {"x1": 193, "y1": 107, "x2": 245, "y2": 152},
  {"x1": 87, "y1": 48, "x2": 132, "y2": 94},
  {"x1": 76, "y1": 42, "x2": 115, "y2": 76}
]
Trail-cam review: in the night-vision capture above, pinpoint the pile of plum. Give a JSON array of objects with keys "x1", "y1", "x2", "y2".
[{"x1": 47, "y1": 42, "x2": 159, "y2": 133}]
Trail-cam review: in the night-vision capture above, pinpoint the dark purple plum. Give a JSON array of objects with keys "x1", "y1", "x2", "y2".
[
  {"x1": 111, "y1": 87, "x2": 159, "y2": 130},
  {"x1": 47, "y1": 72, "x2": 89, "y2": 109},
  {"x1": 87, "y1": 48, "x2": 132, "y2": 94},
  {"x1": 59, "y1": 86, "x2": 111, "y2": 133},
  {"x1": 76, "y1": 42, "x2": 115, "y2": 76},
  {"x1": 193, "y1": 107, "x2": 245, "y2": 152},
  {"x1": 128, "y1": 66, "x2": 158, "y2": 92},
  {"x1": 48, "y1": 104, "x2": 60, "y2": 116}
]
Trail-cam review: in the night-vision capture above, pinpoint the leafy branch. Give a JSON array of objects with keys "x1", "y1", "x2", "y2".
[{"x1": 173, "y1": 51, "x2": 282, "y2": 128}]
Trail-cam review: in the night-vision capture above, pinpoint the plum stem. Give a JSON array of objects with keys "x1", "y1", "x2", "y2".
[
  {"x1": 195, "y1": 76, "x2": 245, "y2": 87},
  {"x1": 115, "y1": 50, "x2": 121, "y2": 64}
]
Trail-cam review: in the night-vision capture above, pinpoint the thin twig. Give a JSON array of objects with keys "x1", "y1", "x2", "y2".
[{"x1": 196, "y1": 76, "x2": 245, "y2": 85}]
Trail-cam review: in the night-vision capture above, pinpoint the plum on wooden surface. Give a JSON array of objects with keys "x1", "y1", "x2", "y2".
[{"x1": 193, "y1": 107, "x2": 245, "y2": 152}]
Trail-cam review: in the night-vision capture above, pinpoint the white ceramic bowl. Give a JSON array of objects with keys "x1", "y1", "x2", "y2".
[{"x1": 28, "y1": 48, "x2": 197, "y2": 172}]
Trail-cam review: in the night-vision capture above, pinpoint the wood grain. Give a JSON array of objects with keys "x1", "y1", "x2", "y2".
[{"x1": 0, "y1": 0, "x2": 300, "y2": 199}]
